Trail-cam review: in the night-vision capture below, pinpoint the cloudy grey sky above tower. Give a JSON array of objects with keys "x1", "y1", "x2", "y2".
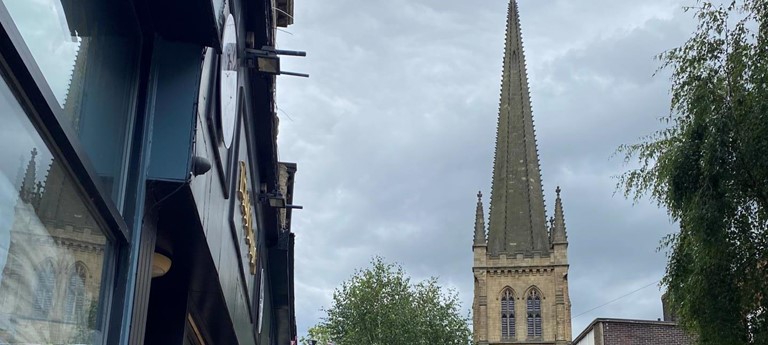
[{"x1": 275, "y1": 0, "x2": 697, "y2": 338}]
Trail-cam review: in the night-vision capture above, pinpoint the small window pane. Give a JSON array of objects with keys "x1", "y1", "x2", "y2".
[
  {"x1": 528, "y1": 318, "x2": 536, "y2": 337},
  {"x1": 0, "y1": 73, "x2": 110, "y2": 344},
  {"x1": 2, "y1": 0, "x2": 141, "y2": 209},
  {"x1": 501, "y1": 317, "x2": 508, "y2": 335}
]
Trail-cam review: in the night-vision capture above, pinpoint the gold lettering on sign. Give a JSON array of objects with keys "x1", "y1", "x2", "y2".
[{"x1": 238, "y1": 161, "x2": 257, "y2": 274}]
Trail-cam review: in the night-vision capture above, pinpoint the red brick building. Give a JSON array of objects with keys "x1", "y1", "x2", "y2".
[{"x1": 573, "y1": 318, "x2": 694, "y2": 345}]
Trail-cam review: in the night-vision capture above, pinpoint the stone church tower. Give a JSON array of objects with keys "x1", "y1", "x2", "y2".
[{"x1": 472, "y1": 1, "x2": 572, "y2": 344}]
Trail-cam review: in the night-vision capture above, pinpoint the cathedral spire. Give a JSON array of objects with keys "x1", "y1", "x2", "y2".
[
  {"x1": 487, "y1": 0, "x2": 549, "y2": 255},
  {"x1": 474, "y1": 191, "x2": 487, "y2": 246},
  {"x1": 552, "y1": 186, "x2": 567, "y2": 244}
]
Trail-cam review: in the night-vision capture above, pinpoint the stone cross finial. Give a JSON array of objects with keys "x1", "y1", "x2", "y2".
[
  {"x1": 477, "y1": 190, "x2": 483, "y2": 201},
  {"x1": 556, "y1": 186, "x2": 561, "y2": 197}
]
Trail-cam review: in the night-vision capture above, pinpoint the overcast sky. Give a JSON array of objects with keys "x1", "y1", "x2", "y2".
[{"x1": 275, "y1": 0, "x2": 699, "y2": 339}]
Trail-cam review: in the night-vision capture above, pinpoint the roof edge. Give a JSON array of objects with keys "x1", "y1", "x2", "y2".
[{"x1": 572, "y1": 317, "x2": 681, "y2": 344}]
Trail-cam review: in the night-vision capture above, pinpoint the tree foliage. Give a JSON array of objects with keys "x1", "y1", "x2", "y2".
[
  {"x1": 618, "y1": 1, "x2": 768, "y2": 343},
  {"x1": 301, "y1": 257, "x2": 471, "y2": 345},
  {"x1": 300, "y1": 325, "x2": 334, "y2": 345}
]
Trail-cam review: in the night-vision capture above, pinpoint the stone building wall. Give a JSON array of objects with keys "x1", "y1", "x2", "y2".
[{"x1": 473, "y1": 246, "x2": 571, "y2": 345}]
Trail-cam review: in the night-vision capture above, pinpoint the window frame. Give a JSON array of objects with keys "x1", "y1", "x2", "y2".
[
  {"x1": 1, "y1": 0, "x2": 143, "y2": 212},
  {"x1": 0, "y1": 3, "x2": 138, "y2": 343},
  {"x1": 0, "y1": 1, "x2": 131, "y2": 244}
]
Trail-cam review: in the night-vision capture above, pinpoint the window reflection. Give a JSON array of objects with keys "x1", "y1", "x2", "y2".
[
  {"x1": 2, "y1": 0, "x2": 141, "y2": 209},
  {"x1": 0, "y1": 71, "x2": 108, "y2": 344},
  {"x1": 64, "y1": 262, "x2": 88, "y2": 323},
  {"x1": 33, "y1": 259, "x2": 56, "y2": 317}
]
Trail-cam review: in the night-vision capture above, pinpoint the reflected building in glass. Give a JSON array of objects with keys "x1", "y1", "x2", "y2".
[
  {"x1": 0, "y1": 0, "x2": 301, "y2": 343},
  {"x1": 0, "y1": 148, "x2": 106, "y2": 344}
]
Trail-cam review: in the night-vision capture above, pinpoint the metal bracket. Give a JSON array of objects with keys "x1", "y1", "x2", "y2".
[{"x1": 244, "y1": 46, "x2": 308, "y2": 78}]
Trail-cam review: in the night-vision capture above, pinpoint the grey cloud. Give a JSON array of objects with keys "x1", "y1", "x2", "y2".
[{"x1": 276, "y1": 0, "x2": 696, "y2": 338}]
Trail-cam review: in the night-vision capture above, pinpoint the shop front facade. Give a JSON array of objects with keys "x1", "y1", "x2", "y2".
[{"x1": 0, "y1": 0, "x2": 298, "y2": 344}]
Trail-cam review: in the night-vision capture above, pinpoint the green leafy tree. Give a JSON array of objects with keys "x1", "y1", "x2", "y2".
[
  {"x1": 618, "y1": 1, "x2": 768, "y2": 344},
  {"x1": 302, "y1": 257, "x2": 471, "y2": 345},
  {"x1": 299, "y1": 325, "x2": 333, "y2": 345}
]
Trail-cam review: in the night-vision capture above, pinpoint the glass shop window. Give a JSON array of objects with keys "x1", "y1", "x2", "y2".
[
  {"x1": 2, "y1": 0, "x2": 141, "y2": 210},
  {"x1": 0, "y1": 72, "x2": 110, "y2": 344}
]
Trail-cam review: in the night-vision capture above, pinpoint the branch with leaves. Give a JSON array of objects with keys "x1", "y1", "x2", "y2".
[
  {"x1": 618, "y1": 1, "x2": 768, "y2": 344},
  {"x1": 300, "y1": 257, "x2": 471, "y2": 345}
]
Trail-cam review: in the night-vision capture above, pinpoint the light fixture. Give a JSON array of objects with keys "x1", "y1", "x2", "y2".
[
  {"x1": 245, "y1": 46, "x2": 309, "y2": 78},
  {"x1": 258, "y1": 190, "x2": 304, "y2": 209},
  {"x1": 152, "y1": 252, "x2": 172, "y2": 278},
  {"x1": 259, "y1": 190, "x2": 286, "y2": 208},
  {"x1": 191, "y1": 156, "x2": 212, "y2": 176}
]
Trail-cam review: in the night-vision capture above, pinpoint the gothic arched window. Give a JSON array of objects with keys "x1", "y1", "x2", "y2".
[
  {"x1": 34, "y1": 259, "x2": 56, "y2": 317},
  {"x1": 501, "y1": 288, "x2": 515, "y2": 339},
  {"x1": 526, "y1": 288, "x2": 542, "y2": 338},
  {"x1": 65, "y1": 262, "x2": 87, "y2": 322}
]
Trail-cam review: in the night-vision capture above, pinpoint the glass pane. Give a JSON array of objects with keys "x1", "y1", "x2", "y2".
[
  {"x1": 535, "y1": 316, "x2": 541, "y2": 336},
  {"x1": 527, "y1": 318, "x2": 533, "y2": 336},
  {"x1": 0, "y1": 73, "x2": 109, "y2": 344},
  {"x1": 2, "y1": 0, "x2": 141, "y2": 209},
  {"x1": 501, "y1": 317, "x2": 508, "y2": 336}
]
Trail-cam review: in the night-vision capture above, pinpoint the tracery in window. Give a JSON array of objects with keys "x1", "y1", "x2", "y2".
[
  {"x1": 526, "y1": 288, "x2": 542, "y2": 338},
  {"x1": 501, "y1": 288, "x2": 515, "y2": 339}
]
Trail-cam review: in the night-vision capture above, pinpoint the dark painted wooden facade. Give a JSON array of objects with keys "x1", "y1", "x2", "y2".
[{"x1": 0, "y1": 0, "x2": 298, "y2": 344}]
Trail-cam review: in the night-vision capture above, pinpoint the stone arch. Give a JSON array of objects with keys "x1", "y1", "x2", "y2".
[
  {"x1": 72, "y1": 261, "x2": 89, "y2": 278},
  {"x1": 498, "y1": 285, "x2": 516, "y2": 298},
  {"x1": 524, "y1": 285, "x2": 544, "y2": 298}
]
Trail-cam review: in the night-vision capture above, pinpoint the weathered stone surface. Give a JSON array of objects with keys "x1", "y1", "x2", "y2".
[
  {"x1": 486, "y1": 0, "x2": 548, "y2": 257},
  {"x1": 472, "y1": 1, "x2": 572, "y2": 344}
]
